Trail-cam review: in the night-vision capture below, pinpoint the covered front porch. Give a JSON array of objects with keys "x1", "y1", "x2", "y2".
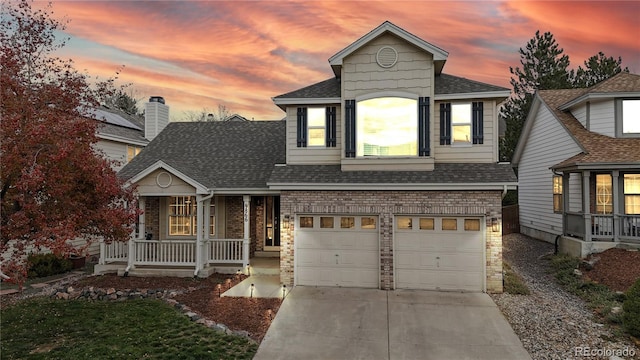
[
  {"x1": 558, "y1": 169, "x2": 640, "y2": 255},
  {"x1": 95, "y1": 167, "x2": 282, "y2": 277}
]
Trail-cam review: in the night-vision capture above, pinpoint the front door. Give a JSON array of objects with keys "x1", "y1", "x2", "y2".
[{"x1": 264, "y1": 196, "x2": 280, "y2": 251}]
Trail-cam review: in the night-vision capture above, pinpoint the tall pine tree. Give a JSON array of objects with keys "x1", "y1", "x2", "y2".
[
  {"x1": 573, "y1": 52, "x2": 628, "y2": 88},
  {"x1": 499, "y1": 31, "x2": 572, "y2": 162}
]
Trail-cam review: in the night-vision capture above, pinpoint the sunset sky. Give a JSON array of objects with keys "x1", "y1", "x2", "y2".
[{"x1": 38, "y1": 1, "x2": 640, "y2": 121}]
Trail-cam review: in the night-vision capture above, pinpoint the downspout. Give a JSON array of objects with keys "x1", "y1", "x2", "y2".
[
  {"x1": 501, "y1": 185, "x2": 508, "y2": 199},
  {"x1": 194, "y1": 191, "x2": 214, "y2": 277}
]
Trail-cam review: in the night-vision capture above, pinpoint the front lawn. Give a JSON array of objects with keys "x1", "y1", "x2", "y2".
[{"x1": 1, "y1": 297, "x2": 257, "y2": 359}]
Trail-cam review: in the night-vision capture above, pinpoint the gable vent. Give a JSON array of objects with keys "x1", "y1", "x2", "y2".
[{"x1": 376, "y1": 46, "x2": 398, "y2": 68}]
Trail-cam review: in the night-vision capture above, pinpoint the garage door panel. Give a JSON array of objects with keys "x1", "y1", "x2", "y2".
[
  {"x1": 396, "y1": 234, "x2": 483, "y2": 252},
  {"x1": 296, "y1": 215, "x2": 379, "y2": 288}
]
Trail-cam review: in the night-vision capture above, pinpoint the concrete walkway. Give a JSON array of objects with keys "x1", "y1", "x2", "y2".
[
  {"x1": 221, "y1": 275, "x2": 288, "y2": 298},
  {"x1": 254, "y1": 287, "x2": 531, "y2": 360}
]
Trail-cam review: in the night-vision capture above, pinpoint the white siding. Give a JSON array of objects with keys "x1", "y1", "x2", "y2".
[
  {"x1": 286, "y1": 105, "x2": 342, "y2": 165},
  {"x1": 518, "y1": 104, "x2": 582, "y2": 235},
  {"x1": 434, "y1": 100, "x2": 497, "y2": 163},
  {"x1": 568, "y1": 173, "x2": 583, "y2": 212},
  {"x1": 137, "y1": 169, "x2": 196, "y2": 195},
  {"x1": 97, "y1": 139, "x2": 128, "y2": 171},
  {"x1": 589, "y1": 100, "x2": 615, "y2": 137},
  {"x1": 571, "y1": 104, "x2": 588, "y2": 128}
]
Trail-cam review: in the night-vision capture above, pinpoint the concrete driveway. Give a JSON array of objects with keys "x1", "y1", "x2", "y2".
[{"x1": 254, "y1": 287, "x2": 531, "y2": 360}]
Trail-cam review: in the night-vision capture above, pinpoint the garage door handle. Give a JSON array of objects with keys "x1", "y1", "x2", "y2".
[{"x1": 335, "y1": 254, "x2": 339, "y2": 264}]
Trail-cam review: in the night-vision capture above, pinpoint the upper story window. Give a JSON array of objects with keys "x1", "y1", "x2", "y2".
[
  {"x1": 356, "y1": 97, "x2": 417, "y2": 156},
  {"x1": 622, "y1": 99, "x2": 640, "y2": 135},
  {"x1": 307, "y1": 108, "x2": 326, "y2": 146},
  {"x1": 451, "y1": 103, "x2": 472, "y2": 144},
  {"x1": 127, "y1": 145, "x2": 142, "y2": 162}
]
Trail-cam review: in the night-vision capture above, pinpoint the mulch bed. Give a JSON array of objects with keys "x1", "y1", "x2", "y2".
[{"x1": 583, "y1": 248, "x2": 640, "y2": 292}]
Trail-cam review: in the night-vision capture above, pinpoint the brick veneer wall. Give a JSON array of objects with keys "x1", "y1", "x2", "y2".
[
  {"x1": 225, "y1": 196, "x2": 244, "y2": 239},
  {"x1": 279, "y1": 190, "x2": 504, "y2": 293},
  {"x1": 254, "y1": 197, "x2": 265, "y2": 252},
  {"x1": 144, "y1": 197, "x2": 160, "y2": 240}
]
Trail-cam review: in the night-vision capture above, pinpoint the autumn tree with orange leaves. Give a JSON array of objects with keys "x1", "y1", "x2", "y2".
[{"x1": 0, "y1": 1, "x2": 139, "y2": 286}]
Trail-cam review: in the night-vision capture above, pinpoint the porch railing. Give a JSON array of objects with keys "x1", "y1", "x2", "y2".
[
  {"x1": 206, "y1": 238, "x2": 249, "y2": 267},
  {"x1": 133, "y1": 240, "x2": 196, "y2": 266},
  {"x1": 564, "y1": 213, "x2": 640, "y2": 242},
  {"x1": 99, "y1": 238, "x2": 249, "y2": 268}
]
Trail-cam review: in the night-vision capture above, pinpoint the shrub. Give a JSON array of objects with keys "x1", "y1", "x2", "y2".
[
  {"x1": 27, "y1": 253, "x2": 72, "y2": 278},
  {"x1": 503, "y1": 262, "x2": 530, "y2": 295},
  {"x1": 623, "y1": 278, "x2": 640, "y2": 337}
]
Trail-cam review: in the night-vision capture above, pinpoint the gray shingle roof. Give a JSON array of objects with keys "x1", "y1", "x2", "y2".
[
  {"x1": 268, "y1": 163, "x2": 516, "y2": 185},
  {"x1": 273, "y1": 78, "x2": 341, "y2": 99},
  {"x1": 434, "y1": 74, "x2": 509, "y2": 94},
  {"x1": 119, "y1": 121, "x2": 286, "y2": 189},
  {"x1": 94, "y1": 106, "x2": 148, "y2": 144},
  {"x1": 273, "y1": 74, "x2": 508, "y2": 100}
]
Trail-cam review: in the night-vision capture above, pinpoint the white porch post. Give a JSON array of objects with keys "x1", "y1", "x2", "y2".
[
  {"x1": 583, "y1": 171, "x2": 592, "y2": 241},
  {"x1": 203, "y1": 198, "x2": 211, "y2": 267},
  {"x1": 126, "y1": 197, "x2": 144, "y2": 272},
  {"x1": 562, "y1": 173, "x2": 570, "y2": 235},
  {"x1": 243, "y1": 195, "x2": 251, "y2": 269},
  {"x1": 138, "y1": 197, "x2": 146, "y2": 240},
  {"x1": 612, "y1": 170, "x2": 620, "y2": 242},
  {"x1": 194, "y1": 194, "x2": 204, "y2": 277},
  {"x1": 99, "y1": 239, "x2": 106, "y2": 265}
]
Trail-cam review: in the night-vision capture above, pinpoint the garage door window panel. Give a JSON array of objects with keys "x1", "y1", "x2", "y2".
[
  {"x1": 320, "y1": 217, "x2": 334, "y2": 229},
  {"x1": 397, "y1": 217, "x2": 412, "y2": 230},
  {"x1": 361, "y1": 217, "x2": 377, "y2": 229},
  {"x1": 464, "y1": 219, "x2": 481, "y2": 231},
  {"x1": 300, "y1": 216, "x2": 314, "y2": 228},
  {"x1": 442, "y1": 218, "x2": 457, "y2": 230},
  {"x1": 419, "y1": 218, "x2": 434, "y2": 230},
  {"x1": 340, "y1": 217, "x2": 355, "y2": 229}
]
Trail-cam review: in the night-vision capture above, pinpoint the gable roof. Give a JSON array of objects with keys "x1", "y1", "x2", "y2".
[
  {"x1": 328, "y1": 21, "x2": 448, "y2": 77},
  {"x1": 268, "y1": 163, "x2": 517, "y2": 190},
  {"x1": 512, "y1": 72, "x2": 640, "y2": 170},
  {"x1": 119, "y1": 121, "x2": 286, "y2": 191}
]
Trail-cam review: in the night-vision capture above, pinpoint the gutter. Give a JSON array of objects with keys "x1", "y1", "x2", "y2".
[{"x1": 194, "y1": 191, "x2": 214, "y2": 277}]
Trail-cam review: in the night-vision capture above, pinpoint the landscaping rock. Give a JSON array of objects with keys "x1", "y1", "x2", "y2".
[
  {"x1": 106, "y1": 287, "x2": 116, "y2": 295},
  {"x1": 56, "y1": 292, "x2": 69, "y2": 300},
  {"x1": 574, "y1": 268, "x2": 583, "y2": 276}
]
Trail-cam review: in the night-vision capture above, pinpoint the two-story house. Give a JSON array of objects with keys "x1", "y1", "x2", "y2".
[
  {"x1": 98, "y1": 22, "x2": 516, "y2": 293},
  {"x1": 512, "y1": 72, "x2": 640, "y2": 257}
]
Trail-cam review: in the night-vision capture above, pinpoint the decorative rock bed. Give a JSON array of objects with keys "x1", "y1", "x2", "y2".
[{"x1": 49, "y1": 285, "x2": 257, "y2": 344}]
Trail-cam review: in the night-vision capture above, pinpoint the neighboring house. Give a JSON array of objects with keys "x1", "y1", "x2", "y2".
[
  {"x1": 223, "y1": 114, "x2": 249, "y2": 122},
  {"x1": 97, "y1": 21, "x2": 516, "y2": 293},
  {"x1": 92, "y1": 96, "x2": 169, "y2": 171},
  {"x1": 512, "y1": 72, "x2": 640, "y2": 257}
]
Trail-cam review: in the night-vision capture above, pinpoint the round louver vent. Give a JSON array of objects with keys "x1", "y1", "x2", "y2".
[
  {"x1": 376, "y1": 46, "x2": 398, "y2": 68},
  {"x1": 156, "y1": 172, "x2": 172, "y2": 188}
]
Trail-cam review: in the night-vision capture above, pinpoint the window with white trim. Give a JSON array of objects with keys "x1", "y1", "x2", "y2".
[
  {"x1": 307, "y1": 108, "x2": 325, "y2": 147},
  {"x1": 553, "y1": 175, "x2": 563, "y2": 213},
  {"x1": 169, "y1": 196, "x2": 196, "y2": 235},
  {"x1": 209, "y1": 204, "x2": 216, "y2": 236},
  {"x1": 624, "y1": 174, "x2": 640, "y2": 214},
  {"x1": 451, "y1": 103, "x2": 471, "y2": 144},
  {"x1": 127, "y1": 145, "x2": 142, "y2": 162}
]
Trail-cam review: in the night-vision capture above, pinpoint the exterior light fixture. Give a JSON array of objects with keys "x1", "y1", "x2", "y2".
[
  {"x1": 250, "y1": 283, "x2": 255, "y2": 298},
  {"x1": 216, "y1": 283, "x2": 222, "y2": 297},
  {"x1": 491, "y1": 218, "x2": 499, "y2": 232},
  {"x1": 225, "y1": 278, "x2": 232, "y2": 289},
  {"x1": 282, "y1": 284, "x2": 287, "y2": 299}
]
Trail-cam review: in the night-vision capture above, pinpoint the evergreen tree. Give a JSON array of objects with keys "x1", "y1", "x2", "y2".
[{"x1": 573, "y1": 52, "x2": 628, "y2": 88}]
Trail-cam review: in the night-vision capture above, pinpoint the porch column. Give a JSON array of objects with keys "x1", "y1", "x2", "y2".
[
  {"x1": 126, "y1": 197, "x2": 144, "y2": 271},
  {"x1": 612, "y1": 170, "x2": 620, "y2": 242},
  {"x1": 203, "y1": 198, "x2": 211, "y2": 266},
  {"x1": 583, "y1": 171, "x2": 592, "y2": 241},
  {"x1": 138, "y1": 197, "x2": 146, "y2": 240},
  {"x1": 194, "y1": 194, "x2": 204, "y2": 276},
  {"x1": 242, "y1": 195, "x2": 251, "y2": 269}
]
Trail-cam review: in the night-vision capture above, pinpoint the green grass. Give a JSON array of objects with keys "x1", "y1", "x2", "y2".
[
  {"x1": 503, "y1": 262, "x2": 530, "y2": 295},
  {"x1": 1, "y1": 298, "x2": 257, "y2": 359},
  {"x1": 550, "y1": 254, "x2": 625, "y2": 325}
]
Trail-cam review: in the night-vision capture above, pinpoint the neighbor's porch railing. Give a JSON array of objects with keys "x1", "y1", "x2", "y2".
[
  {"x1": 99, "y1": 238, "x2": 249, "y2": 268},
  {"x1": 563, "y1": 213, "x2": 640, "y2": 242}
]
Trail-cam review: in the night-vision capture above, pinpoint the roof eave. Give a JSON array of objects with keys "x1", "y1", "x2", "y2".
[
  {"x1": 97, "y1": 133, "x2": 149, "y2": 147},
  {"x1": 434, "y1": 91, "x2": 511, "y2": 101},
  {"x1": 123, "y1": 160, "x2": 210, "y2": 195},
  {"x1": 267, "y1": 182, "x2": 518, "y2": 191},
  {"x1": 559, "y1": 92, "x2": 640, "y2": 110},
  {"x1": 272, "y1": 97, "x2": 342, "y2": 108},
  {"x1": 552, "y1": 162, "x2": 640, "y2": 172}
]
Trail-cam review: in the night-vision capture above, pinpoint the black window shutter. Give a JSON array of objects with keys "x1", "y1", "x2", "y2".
[
  {"x1": 296, "y1": 107, "x2": 307, "y2": 147},
  {"x1": 472, "y1": 101, "x2": 484, "y2": 144},
  {"x1": 439, "y1": 103, "x2": 451, "y2": 145},
  {"x1": 344, "y1": 100, "x2": 356, "y2": 157},
  {"x1": 418, "y1": 97, "x2": 430, "y2": 156},
  {"x1": 325, "y1": 107, "x2": 337, "y2": 147}
]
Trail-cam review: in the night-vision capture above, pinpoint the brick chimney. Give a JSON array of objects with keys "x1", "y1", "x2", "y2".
[{"x1": 145, "y1": 96, "x2": 169, "y2": 141}]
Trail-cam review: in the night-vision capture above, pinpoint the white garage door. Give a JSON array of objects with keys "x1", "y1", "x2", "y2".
[
  {"x1": 395, "y1": 216, "x2": 484, "y2": 292},
  {"x1": 296, "y1": 215, "x2": 379, "y2": 288}
]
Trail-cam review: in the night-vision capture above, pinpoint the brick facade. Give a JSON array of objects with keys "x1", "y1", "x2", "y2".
[
  {"x1": 225, "y1": 196, "x2": 244, "y2": 239},
  {"x1": 144, "y1": 197, "x2": 160, "y2": 240},
  {"x1": 279, "y1": 190, "x2": 504, "y2": 293}
]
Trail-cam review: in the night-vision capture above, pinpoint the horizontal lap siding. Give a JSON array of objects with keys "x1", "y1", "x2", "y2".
[
  {"x1": 589, "y1": 100, "x2": 615, "y2": 137},
  {"x1": 286, "y1": 105, "x2": 342, "y2": 165},
  {"x1": 519, "y1": 104, "x2": 582, "y2": 236},
  {"x1": 96, "y1": 139, "x2": 127, "y2": 171},
  {"x1": 434, "y1": 100, "x2": 497, "y2": 162}
]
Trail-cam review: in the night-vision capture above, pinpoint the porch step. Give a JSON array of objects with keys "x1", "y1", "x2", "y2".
[
  {"x1": 250, "y1": 258, "x2": 279, "y2": 276},
  {"x1": 116, "y1": 266, "x2": 217, "y2": 278},
  {"x1": 617, "y1": 243, "x2": 640, "y2": 250}
]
